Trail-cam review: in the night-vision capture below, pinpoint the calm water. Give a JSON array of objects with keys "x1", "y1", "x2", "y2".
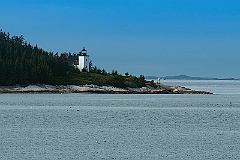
[
  {"x1": 0, "y1": 81, "x2": 240, "y2": 160},
  {"x1": 161, "y1": 80, "x2": 240, "y2": 95}
]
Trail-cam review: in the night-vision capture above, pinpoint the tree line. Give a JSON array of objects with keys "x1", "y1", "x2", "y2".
[{"x1": 0, "y1": 30, "x2": 146, "y2": 88}]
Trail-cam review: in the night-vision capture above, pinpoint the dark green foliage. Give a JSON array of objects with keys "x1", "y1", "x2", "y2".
[
  {"x1": 0, "y1": 30, "x2": 74, "y2": 85},
  {"x1": 0, "y1": 30, "x2": 146, "y2": 88},
  {"x1": 149, "y1": 80, "x2": 158, "y2": 88},
  {"x1": 67, "y1": 72, "x2": 146, "y2": 88},
  {"x1": 124, "y1": 74, "x2": 146, "y2": 88}
]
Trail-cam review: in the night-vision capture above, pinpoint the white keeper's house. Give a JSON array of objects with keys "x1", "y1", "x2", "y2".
[{"x1": 74, "y1": 47, "x2": 90, "y2": 72}]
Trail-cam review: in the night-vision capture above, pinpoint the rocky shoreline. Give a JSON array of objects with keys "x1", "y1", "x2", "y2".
[{"x1": 0, "y1": 84, "x2": 212, "y2": 94}]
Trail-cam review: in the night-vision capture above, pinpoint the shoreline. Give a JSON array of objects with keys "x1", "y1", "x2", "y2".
[{"x1": 0, "y1": 84, "x2": 213, "y2": 94}]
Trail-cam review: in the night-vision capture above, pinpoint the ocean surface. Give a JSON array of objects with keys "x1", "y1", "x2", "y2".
[{"x1": 0, "y1": 80, "x2": 240, "y2": 160}]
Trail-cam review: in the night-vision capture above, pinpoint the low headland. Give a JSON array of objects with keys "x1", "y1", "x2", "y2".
[{"x1": 0, "y1": 30, "x2": 212, "y2": 94}]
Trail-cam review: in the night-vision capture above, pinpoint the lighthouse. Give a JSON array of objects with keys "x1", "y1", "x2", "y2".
[{"x1": 77, "y1": 47, "x2": 90, "y2": 72}]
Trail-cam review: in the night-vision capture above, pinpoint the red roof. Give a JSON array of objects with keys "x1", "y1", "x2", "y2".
[{"x1": 74, "y1": 61, "x2": 79, "y2": 65}]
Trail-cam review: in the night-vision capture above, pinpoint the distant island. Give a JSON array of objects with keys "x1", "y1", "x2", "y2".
[{"x1": 146, "y1": 75, "x2": 239, "y2": 80}]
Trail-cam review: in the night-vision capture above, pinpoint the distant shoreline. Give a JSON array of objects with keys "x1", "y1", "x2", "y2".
[
  {"x1": 145, "y1": 75, "x2": 240, "y2": 81},
  {"x1": 0, "y1": 84, "x2": 213, "y2": 94}
]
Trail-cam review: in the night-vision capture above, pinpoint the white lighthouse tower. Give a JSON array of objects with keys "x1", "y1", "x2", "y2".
[{"x1": 77, "y1": 47, "x2": 90, "y2": 72}]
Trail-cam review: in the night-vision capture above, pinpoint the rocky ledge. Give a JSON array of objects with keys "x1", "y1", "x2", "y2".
[{"x1": 0, "y1": 84, "x2": 212, "y2": 94}]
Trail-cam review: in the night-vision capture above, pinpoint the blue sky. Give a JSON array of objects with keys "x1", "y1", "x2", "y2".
[{"x1": 1, "y1": 0, "x2": 240, "y2": 78}]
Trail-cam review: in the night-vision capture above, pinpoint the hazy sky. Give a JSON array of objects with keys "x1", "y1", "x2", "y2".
[{"x1": 1, "y1": 0, "x2": 240, "y2": 78}]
